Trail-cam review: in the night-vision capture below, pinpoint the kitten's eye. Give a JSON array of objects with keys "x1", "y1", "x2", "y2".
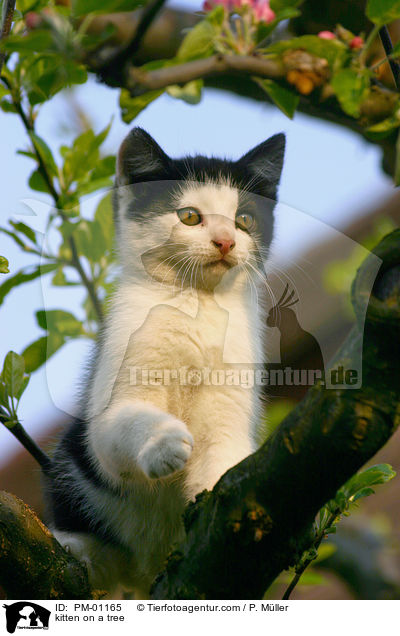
[
  {"x1": 235, "y1": 212, "x2": 255, "y2": 232},
  {"x1": 177, "y1": 208, "x2": 202, "y2": 226}
]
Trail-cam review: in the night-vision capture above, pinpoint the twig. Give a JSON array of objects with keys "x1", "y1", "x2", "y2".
[
  {"x1": 120, "y1": 0, "x2": 168, "y2": 61},
  {"x1": 1, "y1": 77, "x2": 104, "y2": 323},
  {"x1": 97, "y1": 0, "x2": 168, "y2": 85},
  {"x1": 0, "y1": 0, "x2": 16, "y2": 75},
  {"x1": 127, "y1": 53, "x2": 284, "y2": 94},
  {"x1": 281, "y1": 509, "x2": 338, "y2": 600},
  {"x1": 379, "y1": 25, "x2": 400, "y2": 91},
  {"x1": 0, "y1": 406, "x2": 52, "y2": 473}
]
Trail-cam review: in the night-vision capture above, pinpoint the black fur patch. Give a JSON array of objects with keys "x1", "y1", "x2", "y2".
[
  {"x1": 115, "y1": 128, "x2": 286, "y2": 224},
  {"x1": 44, "y1": 418, "x2": 120, "y2": 545}
]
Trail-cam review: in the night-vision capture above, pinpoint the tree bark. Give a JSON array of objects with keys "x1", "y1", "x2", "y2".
[{"x1": 0, "y1": 492, "x2": 95, "y2": 599}]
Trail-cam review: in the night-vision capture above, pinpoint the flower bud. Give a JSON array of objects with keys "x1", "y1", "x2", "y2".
[
  {"x1": 318, "y1": 30, "x2": 336, "y2": 40},
  {"x1": 350, "y1": 36, "x2": 364, "y2": 49}
]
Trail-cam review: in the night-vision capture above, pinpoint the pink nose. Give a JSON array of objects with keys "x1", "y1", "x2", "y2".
[{"x1": 212, "y1": 239, "x2": 235, "y2": 256}]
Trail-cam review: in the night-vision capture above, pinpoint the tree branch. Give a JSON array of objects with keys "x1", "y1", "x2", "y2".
[
  {"x1": 97, "y1": 0, "x2": 169, "y2": 86},
  {"x1": 379, "y1": 25, "x2": 400, "y2": 91},
  {"x1": 0, "y1": 491, "x2": 96, "y2": 599},
  {"x1": 0, "y1": 0, "x2": 15, "y2": 75},
  {"x1": 151, "y1": 230, "x2": 400, "y2": 599},
  {"x1": 127, "y1": 54, "x2": 285, "y2": 93},
  {"x1": 0, "y1": 231, "x2": 398, "y2": 600}
]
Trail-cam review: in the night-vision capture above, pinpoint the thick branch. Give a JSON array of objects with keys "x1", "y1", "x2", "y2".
[
  {"x1": 0, "y1": 492, "x2": 96, "y2": 599},
  {"x1": 152, "y1": 230, "x2": 400, "y2": 600}
]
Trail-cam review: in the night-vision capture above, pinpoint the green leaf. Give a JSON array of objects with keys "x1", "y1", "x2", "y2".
[
  {"x1": 72, "y1": 0, "x2": 143, "y2": 17},
  {"x1": 62, "y1": 123, "x2": 112, "y2": 186},
  {"x1": 256, "y1": 7, "x2": 300, "y2": 43},
  {"x1": 254, "y1": 78, "x2": 299, "y2": 118},
  {"x1": 0, "y1": 98, "x2": 17, "y2": 113},
  {"x1": 206, "y1": 5, "x2": 225, "y2": 27},
  {"x1": 167, "y1": 80, "x2": 203, "y2": 105},
  {"x1": 74, "y1": 220, "x2": 107, "y2": 263},
  {"x1": 0, "y1": 30, "x2": 53, "y2": 53},
  {"x1": 0, "y1": 263, "x2": 58, "y2": 306},
  {"x1": 94, "y1": 192, "x2": 114, "y2": 251},
  {"x1": 343, "y1": 464, "x2": 396, "y2": 499},
  {"x1": 366, "y1": 0, "x2": 400, "y2": 25},
  {"x1": 17, "y1": 149, "x2": 37, "y2": 161},
  {"x1": 324, "y1": 526, "x2": 337, "y2": 534},
  {"x1": 16, "y1": 0, "x2": 48, "y2": 13},
  {"x1": 22, "y1": 333, "x2": 65, "y2": 373},
  {"x1": 366, "y1": 111, "x2": 400, "y2": 138},
  {"x1": 29, "y1": 169, "x2": 50, "y2": 193},
  {"x1": 351, "y1": 487, "x2": 375, "y2": 503},
  {"x1": 28, "y1": 132, "x2": 58, "y2": 177},
  {"x1": 331, "y1": 68, "x2": 370, "y2": 118},
  {"x1": 270, "y1": 0, "x2": 304, "y2": 9},
  {"x1": 2, "y1": 351, "x2": 25, "y2": 398},
  {"x1": 177, "y1": 19, "x2": 216, "y2": 61},
  {"x1": 36, "y1": 309, "x2": 83, "y2": 337},
  {"x1": 15, "y1": 375, "x2": 30, "y2": 401},
  {"x1": 9, "y1": 221, "x2": 37, "y2": 245},
  {"x1": 24, "y1": 55, "x2": 87, "y2": 105},
  {"x1": 0, "y1": 227, "x2": 30, "y2": 251},
  {"x1": 0, "y1": 256, "x2": 9, "y2": 274},
  {"x1": 120, "y1": 88, "x2": 164, "y2": 124},
  {"x1": 90, "y1": 155, "x2": 116, "y2": 180},
  {"x1": 77, "y1": 176, "x2": 113, "y2": 196},
  {"x1": 0, "y1": 379, "x2": 7, "y2": 407}
]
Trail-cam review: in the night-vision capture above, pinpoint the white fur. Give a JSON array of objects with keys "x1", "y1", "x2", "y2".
[{"x1": 61, "y1": 179, "x2": 267, "y2": 596}]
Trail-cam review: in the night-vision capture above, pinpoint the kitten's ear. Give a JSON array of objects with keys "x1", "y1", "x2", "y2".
[
  {"x1": 117, "y1": 127, "x2": 171, "y2": 184},
  {"x1": 238, "y1": 133, "x2": 286, "y2": 198}
]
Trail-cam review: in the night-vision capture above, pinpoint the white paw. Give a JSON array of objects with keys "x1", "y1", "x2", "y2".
[{"x1": 137, "y1": 421, "x2": 193, "y2": 479}]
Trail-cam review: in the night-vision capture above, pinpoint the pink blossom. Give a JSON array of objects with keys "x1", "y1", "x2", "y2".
[
  {"x1": 350, "y1": 36, "x2": 364, "y2": 49},
  {"x1": 318, "y1": 30, "x2": 336, "y2": 40},
  {"x1": 232, "y1": 0, "x2": 252, "y2": 7},
  {"x1": 202, "y1": 0, "x2": 232, "y2": 11},
  {"x1": 253, "y1": 0, "x2": 276, "y2": 23}
]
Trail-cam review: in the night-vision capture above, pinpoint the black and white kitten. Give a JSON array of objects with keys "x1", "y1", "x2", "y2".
[{"x1": 45, "y1": 128, "x2": 285, "y2": 597}]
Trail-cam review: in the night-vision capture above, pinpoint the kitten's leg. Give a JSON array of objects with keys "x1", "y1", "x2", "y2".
[
  {"x1": 52, "y1": 530, "x2": 131, "y2": 594},
  {"x1": 184, "y1": 385, "x2": 257, "y2": 497},
  {"x1": 88, "y1": 397, "x2": 193, "y2": 484}
]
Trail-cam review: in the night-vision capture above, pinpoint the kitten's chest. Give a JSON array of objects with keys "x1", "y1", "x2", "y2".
[{"x1": 136, "y1": 296, "x2": 231, "y2": 368}]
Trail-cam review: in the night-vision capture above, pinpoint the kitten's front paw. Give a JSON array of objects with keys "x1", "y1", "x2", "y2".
[{"x1": 137, "y1": 420, "x2": 193, "y2": 479}]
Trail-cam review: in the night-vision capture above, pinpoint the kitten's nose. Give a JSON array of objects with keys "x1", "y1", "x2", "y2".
[{"x1": 212, "y1": 239, "x2": 236, "y2": 256}]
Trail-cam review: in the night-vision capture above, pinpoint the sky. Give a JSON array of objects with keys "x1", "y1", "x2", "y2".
[{"x1": 0, "y1": 46, "x2": 395, "y2": 465}]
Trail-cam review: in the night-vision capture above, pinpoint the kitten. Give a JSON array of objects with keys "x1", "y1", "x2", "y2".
[{"x1": 44, "y1": 128, "x2": 285, "y2": 597}]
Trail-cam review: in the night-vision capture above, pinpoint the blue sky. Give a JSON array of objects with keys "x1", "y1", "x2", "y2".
[{"x1": 0, "y1": 67, "x2": 395, "y2": 464}]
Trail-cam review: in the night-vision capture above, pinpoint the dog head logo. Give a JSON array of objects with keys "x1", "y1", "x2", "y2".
[{"x1": 3, "y1": 603, "x2": 50, "y2": 633}]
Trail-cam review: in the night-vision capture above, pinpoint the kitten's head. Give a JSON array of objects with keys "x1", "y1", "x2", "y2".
[{"x1": 113, "y1": 128, "x2": 285, "y2": 290}]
